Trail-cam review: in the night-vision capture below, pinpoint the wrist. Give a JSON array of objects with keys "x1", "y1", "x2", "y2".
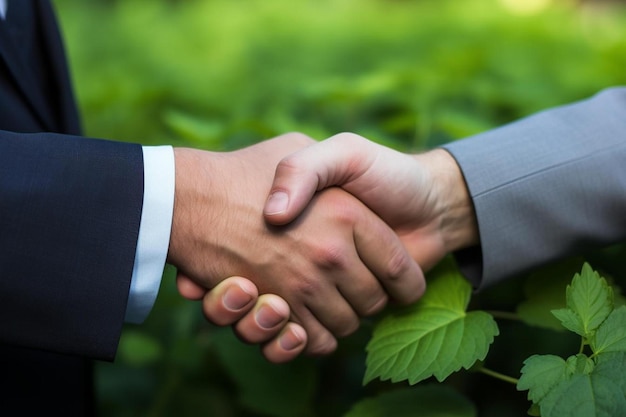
[
  {"x1": 167, "y1": 148, "x2": 218, "y2": 270},
  {"x1": 415, "y1": 148, "x2": 479, "y2": 253}
]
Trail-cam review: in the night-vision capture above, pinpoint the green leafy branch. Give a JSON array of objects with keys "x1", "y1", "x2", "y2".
[
  {"x1": 518, "y1": 263, "x2": 626, "y2": 417},
  {"x1": 351, "y1": 262, "x2": 626, "y2": 417}
]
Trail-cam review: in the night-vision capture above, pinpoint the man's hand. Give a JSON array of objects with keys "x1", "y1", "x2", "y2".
[
  {"x1": 263, "y1": 133, "x2": 479, "y2": 271},
  {"x1": 167, "y1": 133, "x2": 425, "y2": 356}
]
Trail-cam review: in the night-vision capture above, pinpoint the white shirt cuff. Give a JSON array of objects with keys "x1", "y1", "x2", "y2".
[{"x1": 125, "y1": 146, "x2": 175, "y2": 323}]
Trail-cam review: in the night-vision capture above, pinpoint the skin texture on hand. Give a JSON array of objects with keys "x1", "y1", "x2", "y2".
[
  {"x1": 167, "y1": 133, "x2": 426, "y2": 356},
  {"x1": 263, "y1": 133, "x2": 479, "y2": 271}
]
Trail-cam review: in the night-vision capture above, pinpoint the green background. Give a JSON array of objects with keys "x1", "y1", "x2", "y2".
[{"x1": 52, "y1": 0, "x2": 626, "y2": 415}]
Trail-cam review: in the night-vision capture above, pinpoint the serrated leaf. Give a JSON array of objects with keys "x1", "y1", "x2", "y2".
[
  {"x1": 551, "y1": 308, "x2": 584, "y2": 335},
  {"x1": 343, "y1": 385, "x2": 476, "y2": 417},
  {"x1": 364, "y1": 266, "x2": 499, "y2": 385},
  {"x1": 519, "y1": 352, "x2": 626, "y2": 417},
  {"x1": 420, "y1": 259, "x2": 475, "y2": 311},
  {"x1": 591, "y1": 306, "x2": 626, "y2": 355},
  {"x1": 541, "y1": 353, "x2": 626, "y2": 417},
  {"x1": 518, "y1": 355, "x2": 570, "y2": 404},
  {"x1": 517, "y1": 259, "x2": 584, "y2": 331},
  {"x1": 551, "y1": 263, "x2": 613, "y2": 338}
]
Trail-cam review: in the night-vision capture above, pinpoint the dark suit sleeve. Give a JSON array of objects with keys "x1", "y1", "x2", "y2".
[
  {"x1": 443, "y1": 87, "x2": 626, "y2": 288},
  {"x1": 0, "y1": 130, "x2": 144, "y2": 360}
]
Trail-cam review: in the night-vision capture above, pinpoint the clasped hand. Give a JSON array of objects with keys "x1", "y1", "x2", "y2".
[{"x1": 168, "y1": 132, "x2": 477, "y2": 363}]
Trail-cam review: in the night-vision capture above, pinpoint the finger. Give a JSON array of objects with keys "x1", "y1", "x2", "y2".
[
  {"x1": 201, "y1": 277, "x2": 258, "y2": 326},
  {"x1": 264, "y1": 134, "x2": 369, "y2": 225},
  {"x1": 289, "y1": 305, "x2": 338, "y2": 356},
  {"x1": 176, "y1": 272, "x2": 207, "y2": 300},
  {"x1": 261, "y1": 322, "x2": 307, "y2": 363},
  {"x1": 353, "y1": 205, "x2": 426, "y2": 305},
  {"x1": 302, "y1": 236, "x2": 389, "y2": 318},
  {"x1": 294, "y1": 279, "x2": 361, "y2": 338},
  {"x1": 281, "y1": 189, "x2": 383, "y2": 336},
  {"x1": 233, "y1": 294, "x2": 290, "y2": 344}
]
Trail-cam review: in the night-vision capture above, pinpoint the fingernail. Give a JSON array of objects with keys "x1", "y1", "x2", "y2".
[
  {"x1": 223, "y1": 285, "x2": 254, "y2": 311},
  {"x1": 279, "y1": 326, "x2": 306, "y2": 351},
  {"x1": 255, "y1": 304, "x2": 285, "y2": 329},
  {"x1": 264, "y1": 191, "x2": 288, "y2": 215}
]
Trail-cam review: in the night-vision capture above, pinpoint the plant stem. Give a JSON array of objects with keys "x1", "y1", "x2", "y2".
[
  {"x1": 477, "y1": 366, "x2": 519, "y2": 385},
  {"x1": 485, "y1": 310, "x2": 522, "y2": 321}
]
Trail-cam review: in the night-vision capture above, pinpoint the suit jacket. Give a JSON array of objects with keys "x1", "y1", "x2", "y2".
[
  {"x1": 445, "y1": 87, "x2": 626, "y2": 288},
  {"x1": 0, "y1": 1, "x2": 144, "y2": 414}
]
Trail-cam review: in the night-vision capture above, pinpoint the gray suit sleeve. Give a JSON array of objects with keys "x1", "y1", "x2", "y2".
[{"x1": 443, "y1": 87, "x2": 626, "y2": 288}]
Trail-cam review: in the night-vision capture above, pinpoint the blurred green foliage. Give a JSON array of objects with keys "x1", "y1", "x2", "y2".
[{"x1": 51, "y1": 0, "x2": 626, "y2": 415}]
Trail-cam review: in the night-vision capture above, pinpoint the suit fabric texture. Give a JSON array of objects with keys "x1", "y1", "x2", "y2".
[
  {"x1": 445, "y1": 88, "x2": 626, "y2": 288},
  {"x1": 0, "y1": 1, "x2": 144, "y2": 414}
]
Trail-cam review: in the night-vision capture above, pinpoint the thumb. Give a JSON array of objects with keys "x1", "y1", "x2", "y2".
[
  {"x1": 263, "y1": 134, "x2": 367, "y2": 225},
  {"x1": 263, "y1": 156, "x2": 320, "y2": 225}
]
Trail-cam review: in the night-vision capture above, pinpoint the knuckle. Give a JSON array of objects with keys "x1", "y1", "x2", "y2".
[
  {"x1": 384, "y1": 246, "x2": 414, "y2": 283},
  {"x1": 292, "y1": 275, "x2": 322, "y2": 300},
  {"x1": 327, "y1": 199, "x2": 359, "y2": 226},
  {"x1": 276, "y1": 153, "x2": 301, "y2": 173},
  {"x1": 313, "y1": 243, "x2": 350, "y2": 270}
]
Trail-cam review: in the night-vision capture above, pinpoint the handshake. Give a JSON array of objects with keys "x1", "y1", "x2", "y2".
[{"x1": 166, "y1": 132, "x2": 479, "y2": 363}]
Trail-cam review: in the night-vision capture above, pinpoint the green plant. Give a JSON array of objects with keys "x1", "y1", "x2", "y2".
[
  {"x1": 351, "y1": 262, "x2": 626, "y2": 417},
  {"x1": 49, "y1": 0, "x2": 626, "y2": 415}
]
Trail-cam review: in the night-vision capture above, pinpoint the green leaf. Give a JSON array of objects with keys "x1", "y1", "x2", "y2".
[
  {"x1": 551, "y1": 263, "x2": 613, "y2": 338},
  {"x1": 343, "y1": 385, "x2": 476, "y2": 417},
  {"x1": 541, "y1": 375, "x2": 609, "y2": 417},
  {"x1": 593, "y1": 352, "x2": 626, "y2": 396},
  {"x1": 519, "y1": 352, "x2": 626, "y2": 417},
  {"x1": 516, "y1": 259, "x2": 584, "y2": 332},
  {"x1": 591, "y1": 306, "x2": 626, "y2": 355},
  {"x1": 364, "y1": 264, "x2": 499, "y2": 385},
  {"x1": 518, "y1": 355, "x2": 570, "y2": 405},
  {"x1": 520, "y1": 269, "x2": 626, "y2": 417},
  {"x1": 565, "y1": 354, "x2": 594, "y2": 375},
  {"x1": 542, "y1": 352, "x2": 626, "y2": 417},
  {"x1": 551, "y1": 308, "x2": 585, "y2": 336}
]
